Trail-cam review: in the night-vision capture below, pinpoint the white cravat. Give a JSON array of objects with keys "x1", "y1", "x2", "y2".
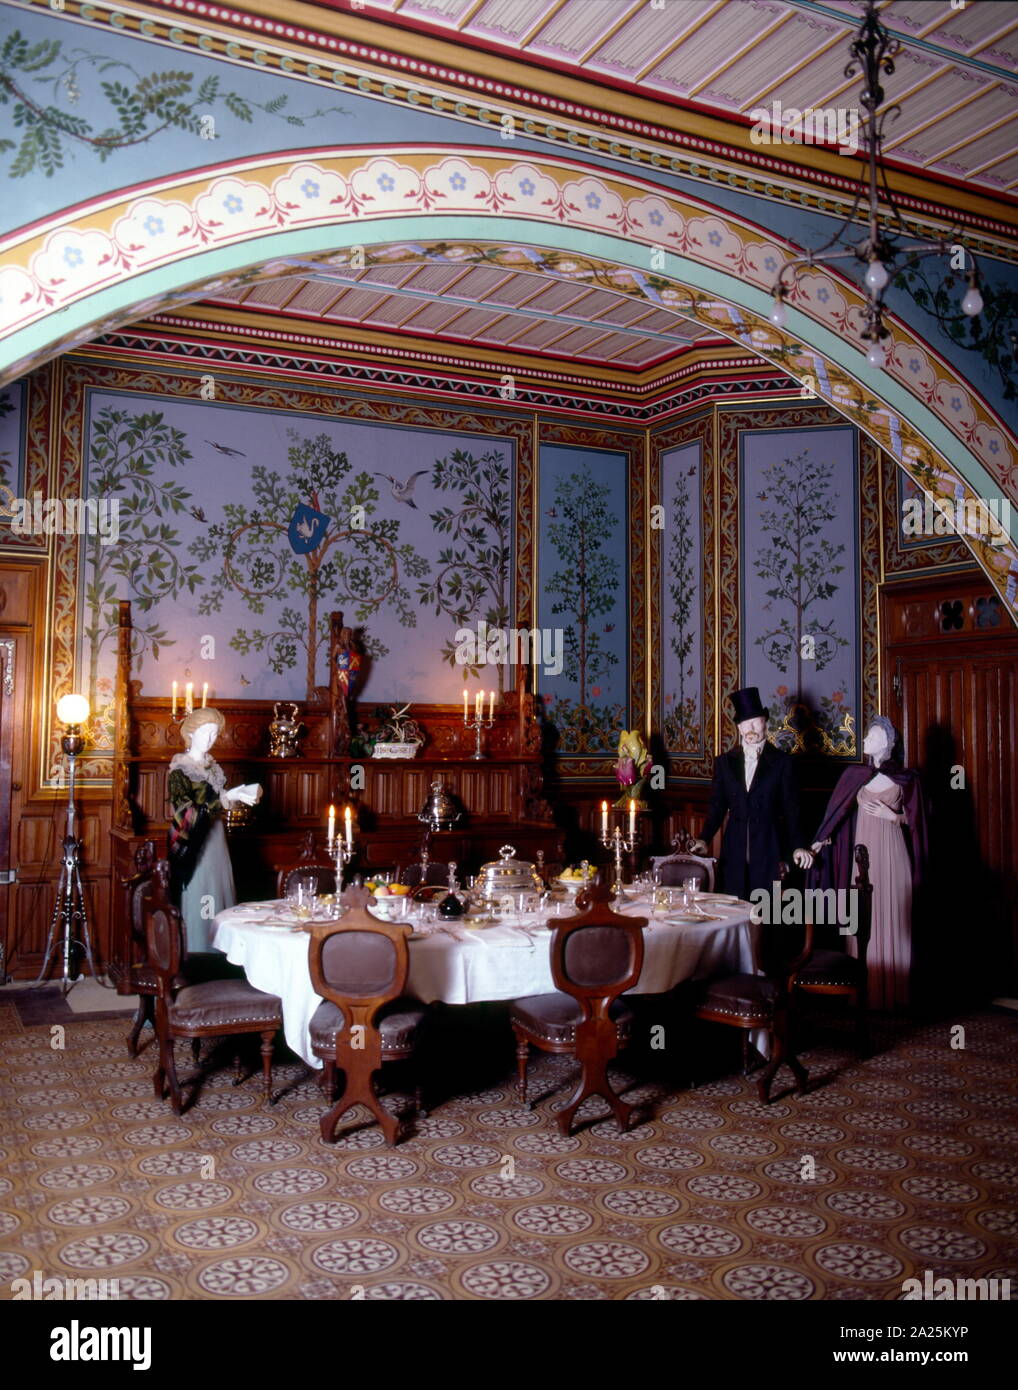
[{"x1": 743, "y1": 744, "x2": 760, "y2": 791}]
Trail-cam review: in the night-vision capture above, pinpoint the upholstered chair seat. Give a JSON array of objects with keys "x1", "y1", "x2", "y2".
[
  {"x1": 510, "y1": 993, "x2": 634, "y2": 1046},
  {"x1": 310, "y1": 997, "x2": 427, "y2": 1054},
  {"x1": 794, "y1": 949, "x2": 865, "y2": 989},
  {"x1": 696, "y1": 973, "x2": 779, "y2": 1018},
  {"x1": 168, "y1": 978, "x2": 283, "y2": 1033}
]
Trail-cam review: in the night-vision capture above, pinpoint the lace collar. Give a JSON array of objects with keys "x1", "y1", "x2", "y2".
[{"x1": 169, "y1": 752, "x2": 226, "y2": 792}]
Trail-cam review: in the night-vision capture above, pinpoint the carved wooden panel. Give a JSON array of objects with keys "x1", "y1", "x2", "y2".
[{"x1": 0, "y1": 569, "x2": 34, "y2": 625}]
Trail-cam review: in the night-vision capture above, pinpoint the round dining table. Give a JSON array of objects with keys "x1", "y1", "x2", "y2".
[{"x1": 210, "y1": 895, "x2": 760, "y2": 1069}]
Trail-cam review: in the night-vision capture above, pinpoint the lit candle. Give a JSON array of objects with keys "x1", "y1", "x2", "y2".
[
  {"x1": 327, "y1": 804, "x2": 336, "y2": 847},
  {"x1": 601, "y1": 800, "x2": 609, "y2": 838},
  {"x1": 629, "y1": 798, "x2": 636, "y2": 839},
  {"x1": 463, "y1": 689, "x2": 469, "y2": 723},
  {"x1": 185, "y1": 681, "x2": 193, "y2": 714},
  {"x1": 344, "y1": 804, "x2": 353, "y2": 849},
  {"x1": 201, "y1": 682, "x2": 208, "y2": 708},
  {"x1": 475, "y1": 691, "x2": 483, "y2": 720},
  {"x1": 488, "y1": 690, "x2": 495, "y2": 722},
  {"x1": 171, "y1": 681, "x2": 178, "y2": 716}
]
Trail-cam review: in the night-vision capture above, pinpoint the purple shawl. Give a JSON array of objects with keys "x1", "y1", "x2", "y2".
[{"x1": 808, "y1": 760, "x2": 928, "y2": 895}]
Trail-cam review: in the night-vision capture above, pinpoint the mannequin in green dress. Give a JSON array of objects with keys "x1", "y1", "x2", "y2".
[{"x1": 167, "y1": 708, "x2": 261, "y2": 950}]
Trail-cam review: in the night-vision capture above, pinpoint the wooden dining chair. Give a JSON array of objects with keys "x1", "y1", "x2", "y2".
[
  {"x1": 119, "y1": 838, "x2": 161, "y2": 1057},
  {"x1": 510, "y1": 881, "x2": 647, "y2": 1135},
  {"x1": 275, "y1": 829, "x2": 338, "y2": 899},
  {"x1": 792, "y1": 844, "x2": 873, "y2": 1055},
  {"x1": 143, "y1": 859, "x2": 283, "y2": 1115},
  {"x1": 651, "y1": 834, "x2": 716, "y2": 890},
  {"x1": 307, "y1": 886, "x2": 429, "y2": 1147},
  {"x1": 692, "y1": 885, "x2": 813, "y2": 1103}
]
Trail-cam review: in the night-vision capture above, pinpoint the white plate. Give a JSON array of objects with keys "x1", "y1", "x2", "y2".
[{"x1": 694, "y1": 893, "x2": 740, "y2": 904}]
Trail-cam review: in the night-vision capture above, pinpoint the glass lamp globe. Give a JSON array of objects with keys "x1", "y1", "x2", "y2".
[
  {"x1": 864, "y1": 259, "x2": 889, "y2": 293},
  {"x1": 769, "y1": 298, "x2": 787, "y2": 328},
  {"x1": 866, "y1": 341, "x2": 886, "y2": 369},
  {"x1": 961, "y1": 286, "x2": 983, "y2": 317},
  {"x1": 56, "y1": 693, "x2": 90, "y2": 726}
]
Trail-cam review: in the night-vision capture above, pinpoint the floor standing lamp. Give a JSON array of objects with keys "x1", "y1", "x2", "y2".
[{"x1": 36, "y1": 693, "x2": 99, "y2": 993}]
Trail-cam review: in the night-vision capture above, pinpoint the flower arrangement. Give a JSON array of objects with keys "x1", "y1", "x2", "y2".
[{"x1": 615, "y1": 728, "x2": 652, "y2": 808}]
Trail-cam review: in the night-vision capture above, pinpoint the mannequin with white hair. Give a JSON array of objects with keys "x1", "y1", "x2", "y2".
[
  {"x1": 808, "y1": 715, "x2": 928, "y2": 1011},
  {"x1": 167, "y1": 708, "x2": 262, "y2": 950}
]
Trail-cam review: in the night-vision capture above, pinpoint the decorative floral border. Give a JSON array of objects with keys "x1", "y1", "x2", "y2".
[
  {"x1": 882, "y1": 455, "x2": 974, "y2": 576},
  {"x1": 1, "y1": 146, "x2": 1013, "y2": 610}
]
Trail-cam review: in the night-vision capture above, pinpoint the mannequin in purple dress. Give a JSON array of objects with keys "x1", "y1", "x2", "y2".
[{"x1": 808, "y1": 716, "x2": 928, "y2": 1011}]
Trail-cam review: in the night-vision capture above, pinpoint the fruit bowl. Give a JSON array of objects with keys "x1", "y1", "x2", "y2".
[{"x1": 368, "y1": 896, "x2": 412, "y2": 922}]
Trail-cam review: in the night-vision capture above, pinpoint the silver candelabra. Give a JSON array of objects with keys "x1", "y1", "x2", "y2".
[
  {"x1": 463, "y1": 709, "x2": 494, "y2": 761},
  {"x1": 599, "y1": 823, "x2": 639, "y2": 902}
]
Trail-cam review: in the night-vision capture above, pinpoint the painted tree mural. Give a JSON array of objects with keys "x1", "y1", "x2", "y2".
[
  {"x1": 416, "y1": 447, "x2": 512, "y2": 684},
  {"x1": 83, "y1": 408, "x2": 201, "y2": 715},
  {"x1": 190, "y1": 429, "x2": 429, "y2": 701},
  {"x1": 752, "y1": 450, "x2": 849, "y2": 749},
  {"x1": 663, "y1": 467, "x2": 700, "y2": 751},
  {"x1": 545, "y1": 469, "x2": 623, "y2": 752}
]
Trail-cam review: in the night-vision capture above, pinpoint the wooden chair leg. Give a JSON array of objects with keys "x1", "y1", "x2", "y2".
[
  {"x1": 191, "y1": 1038, "x2": 201, "y2": 1064},
  {"x1": 160, "y1": 1038, "x2": 183, "y2": 1115},
  {"x1": 414, "y1": 1082, "x2": 428, "y2": 1118},
  {"x1": 855, "y1": 988, "x2": 870, "y2": 1057},
  {"x1": 320, "y1": 1068, "x2": 401, "y2": 1148},
  {"x1": 128, "y1": 997, "x2": 152, "y2": 1057},
  {"x1": 260, "y1": 1030, "x2": 275, "y2": 1102},
  {"x1": 513, "y1": 1029, "x2": 531, "y2": 1109},
  {"x1": 557, "y1": 1055, "x2": 631, "y2": 1137}
]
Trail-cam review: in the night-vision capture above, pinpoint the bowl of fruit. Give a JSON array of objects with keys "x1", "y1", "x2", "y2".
[
  {"x1": 366, "y1": 883, "x2": 412, "y2": 921},
  {"x1": 554, "y1": 865, "x2": 596, "y2": 895}
]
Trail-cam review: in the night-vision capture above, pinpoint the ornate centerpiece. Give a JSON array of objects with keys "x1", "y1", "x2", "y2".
[{"x1": 475, "y1": 845, "x2": 543, "y2": 901}]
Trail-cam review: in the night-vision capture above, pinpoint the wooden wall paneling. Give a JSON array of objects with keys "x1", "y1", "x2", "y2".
[{"x1": 883, "y1": 571, "x2": 1018, "y2": 999}]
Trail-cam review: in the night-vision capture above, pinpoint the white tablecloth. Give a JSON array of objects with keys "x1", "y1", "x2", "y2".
[{"x1": 211, "y1": 898, "x2": 758, "y2": 1068}]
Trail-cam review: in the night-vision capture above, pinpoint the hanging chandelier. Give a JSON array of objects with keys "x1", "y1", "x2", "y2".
[{"x1": 768, "y1": 0, "x2": 984, "y2": 370}]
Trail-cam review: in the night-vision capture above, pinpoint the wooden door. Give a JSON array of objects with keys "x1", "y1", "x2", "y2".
[
  {"x1": 0, "y1": 632, "x2": 15, "y2": 980},
  {"x1": 882, "y1": 572, "x2": 1018, "y2": 1003}
]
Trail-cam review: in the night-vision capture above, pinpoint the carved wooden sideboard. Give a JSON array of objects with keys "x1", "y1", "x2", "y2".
[{"x1": 107, "y1": 605, "x2": 561, "y2": 983}]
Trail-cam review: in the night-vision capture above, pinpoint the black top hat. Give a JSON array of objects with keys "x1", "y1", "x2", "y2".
[{"x1": 730, "y1": 686, "x2": 768, "y2": 724}]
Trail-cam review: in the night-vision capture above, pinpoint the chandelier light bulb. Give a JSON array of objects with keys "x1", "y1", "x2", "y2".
[
  {"x1": 864, "y1": 258, "x2": 889, "y2": 293},
  {"x1": 769, "y1": 297, "x2": 787, "y2": 328},
  {"x1": 961, "y1": 286, "x2": 983, "y2": 317},
  {"x1": 866, "y1": 341, "x2": 886, "y2": 369}
]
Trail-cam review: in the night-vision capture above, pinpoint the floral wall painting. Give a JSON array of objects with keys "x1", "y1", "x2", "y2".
[
  {"x1": 740, "y1": 426, "x2": 860, "y2": 758},
  {"x1": 537, "y1": 444, "x2": 629, "y2": 759},
  {"x1": 660, "y1": 441, "x2": 703, "y2": 758},
  {"x1": 75, "y1": 388, "x2": 515, "y2": 709}
]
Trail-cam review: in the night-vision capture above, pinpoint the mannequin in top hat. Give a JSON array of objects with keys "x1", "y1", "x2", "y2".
[
  {"x1": 689, "y1": 687, "x2": 814, "y2": 897},
  {"x1": 167, "y1": 708, "x2": 261, "y2": 951}
]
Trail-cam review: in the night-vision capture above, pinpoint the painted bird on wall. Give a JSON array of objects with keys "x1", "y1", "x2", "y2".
[
  {"x1": 206, "y1": 440, "x2": 247, "y2": 458},
  {"x1": 373, "y1": 469, "x2": 428, "y2": 508}
]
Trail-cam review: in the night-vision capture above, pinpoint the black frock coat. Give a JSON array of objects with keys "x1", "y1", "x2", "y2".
[{"x1": 701, "y1": 742, "x2": 805, "y2": 897}]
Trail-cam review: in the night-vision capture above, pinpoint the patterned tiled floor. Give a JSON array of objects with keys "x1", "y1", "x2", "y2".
[{"x1": 1, "y1": 1002, "x2": 1016, "y2": 1300}]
